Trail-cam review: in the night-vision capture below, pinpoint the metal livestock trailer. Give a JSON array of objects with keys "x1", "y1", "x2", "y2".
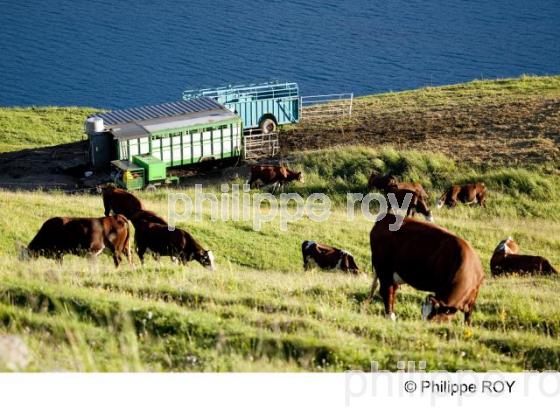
[
  {"x1": 183, "y1": 81, "x2": 300, "y2": 134},
  {"x1": 86, "y1": 98, "x2": 243, "y2": 189}
]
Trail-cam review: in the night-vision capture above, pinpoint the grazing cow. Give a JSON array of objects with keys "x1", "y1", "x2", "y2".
[
  {"x1": 368, "y1": 173, "x2": 429, "y2": 200},
  {"x1": 302, "y1": 240, "x2": 359, "y2": 274},
  {"x1": 437, "y1": 183, "x2": 486, "y2": 208},
  {"x1": 20, "y1": 215, "x2": 131, "y2": 267},
  {"x1": 369, "y1": 213, "x2": 484, "y2": 324},
  {"x1": 490, "y1": 237, "x2": 557, "y2": 276},
  {"x1": 385, "y1": 187, "x2": 434, "y2": 222},
  {"x1": 132, "y1": 219, "x2": 215, "y2": 270},
  {"x1": 100, "y1": 185, "x2": 144, "y2": 218},
  {"x1": 131, "y1": 209, "x2": 167, "y2": 226},
  {"x1": 247, "y1": 165, "x2": 304, "y2": 193}
]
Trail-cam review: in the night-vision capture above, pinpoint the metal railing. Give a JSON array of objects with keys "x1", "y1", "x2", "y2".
[
  {"x1": 300, "y1": 93, "x2": 354, "y2": 121},
  {"x1": 243, "y1": 131, "x2": 280, "y2": 159},
  {"x1": 184, "y1": 81, "x2": 299, "y2": 104}
]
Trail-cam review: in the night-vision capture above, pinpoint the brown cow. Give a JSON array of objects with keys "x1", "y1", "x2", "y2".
[
  {"x1": 368, "y1": 173, "x2": 429, "y2": 200},
  {"x1": 302, "y1": 241, "x2": 359, "y2": 274},
  {"x1": 247, "y1": 165, "x2": 304, "y2": 194},
  {"x1": 100, "y1": 185, "x2": 144, "y2": 218},
  {"x1": 437, "y1": 183, "x2": 486, "y2": 208},
  {"x1": 490, "y1": 237, "x2": 558, "y2": 276},
  {"x1": 131, "y1": 218, "x2": 215, "y2": 270},
  {"x1": 20, "y1": 215, "x2": 131, "y2": 267},
  {"x1": 369, "y1": 213, "x2": 484, "y2": 324},
  {"x1": 385, "y1": 186, "x2": 434, "y2": 222},
  {"x1": 131, "y1": 209, "x2": 167, "y2": 225}
]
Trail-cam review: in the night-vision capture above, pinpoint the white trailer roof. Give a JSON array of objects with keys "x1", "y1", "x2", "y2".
[
  {"x1": 94, "y1": 97, "x2": 225, "y2": 126},
  {"x1": 97, "y1": 98, "x2": 239, "y2": 141},
  {"x1": 142, "y1": 110, "x2": 238, "y2": 133}
]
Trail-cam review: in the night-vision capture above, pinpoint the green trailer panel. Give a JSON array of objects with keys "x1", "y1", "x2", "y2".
[
  {"x1": 132, "y1": 154, "x2": 167, "y2": 182},
  {"x1": 115, "y1": 117, "x2": 243, "y2": 167}
]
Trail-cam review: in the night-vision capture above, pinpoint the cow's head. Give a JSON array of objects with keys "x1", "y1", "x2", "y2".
[
  {"x1": 285, "y1": 169, "x2": 304, "y2": 184},
  {"x1": 339, "y1": 252, "x2": 360, "y2": 274},
  {"x1": 494, "y1": 237, "x2": 518, "y2": 255},
  {"x1": 302, "y1": 240, "x2": 316, "y2": 251},
  {"x1": 96, "y1": 182, "x2": 117, "y2": 194},
  {"x1": 421, "y1": 296, "x2": 456, "y2": 321},
  {"x1": 415, "y1": 197, "x2": 435, "y2": 223},
  {"x1": 367, "y1": 173, "x2": 397, "y2": 192},
  {"x1": 385, "y1": 175, "x2": 399, "y2": 189},
  {"x1": 421, "y1": 296, "x2": 436, "y2": 320},
  {"x1": 195, "y1": 250, "x2": 216, "y2": 271}
]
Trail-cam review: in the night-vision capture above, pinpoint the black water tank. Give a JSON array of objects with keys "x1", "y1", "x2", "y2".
[{"x1": 88, "y1": 132, "x2": 112, "y2": 169}]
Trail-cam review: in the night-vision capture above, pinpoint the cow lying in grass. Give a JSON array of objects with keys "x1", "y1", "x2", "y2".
[
  {"x1": 370, "y1": 213, "x2": 484, "y2": 324},
  {"x1": 490, "y1": 237, "x2": 558, "y2": 276},
  {"x1": 20, "y1": 215, "x2": 131, "y2": 267},
  {"x1": 437, "y1": 183, "x2": 486, "y2": 208},
  {"x1": 247, "y1": 165, "x2": 304, "y2": 194},
  {"x1": 302, "y1": 240, "x2": 359, "y2": 274},
  {"x1": 130, "y1": 212, "x2": 215, "y2": 270}
]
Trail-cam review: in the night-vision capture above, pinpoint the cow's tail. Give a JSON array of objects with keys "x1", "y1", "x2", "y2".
[
  {"x1": 118, "y1": 214, "x2": 133, "y2": 265},
  {"x1": 368, "y1": 271, "x2": 379, "y2": 301},
  {"x1": 125, "y1": 216, "x2": 133, "y2": 264}
]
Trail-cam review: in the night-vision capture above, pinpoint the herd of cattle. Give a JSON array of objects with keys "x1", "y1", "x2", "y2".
[{"x1": 18, "y1": 164, "x2": 557, "y2": 325}]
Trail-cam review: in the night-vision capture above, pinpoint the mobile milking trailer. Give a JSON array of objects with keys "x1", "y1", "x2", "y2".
[{"x1": 86, "y1": 97, "x2": 243, "y2": 190}]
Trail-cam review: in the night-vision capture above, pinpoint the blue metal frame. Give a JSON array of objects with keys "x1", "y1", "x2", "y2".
[{"x1": 183, "y1": 81, "x2": 300, "y2": 129}]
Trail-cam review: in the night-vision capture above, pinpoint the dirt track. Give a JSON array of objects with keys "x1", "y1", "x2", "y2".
[
  {"x1": 0, "y1": 141, "x2": 91, "y2": 190},
  {"x1": 283, "y1": 97, "x2": 560, "y2": 166}
]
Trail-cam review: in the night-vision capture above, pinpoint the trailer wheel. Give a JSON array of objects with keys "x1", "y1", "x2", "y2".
[
  {"x1": 260, "y1": 118, "x2": 277, "y2": 134},
  {"x1": 145, "y1": 184, "x2": 157, "y2": 191}
]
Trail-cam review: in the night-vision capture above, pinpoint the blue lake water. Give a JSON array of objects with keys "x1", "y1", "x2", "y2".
[{"x1": 0, "y1": 0, "x2": 558, "y2": 109}]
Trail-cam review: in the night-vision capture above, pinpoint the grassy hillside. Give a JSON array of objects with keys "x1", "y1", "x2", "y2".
[
  {"x1": 286, "y1": 75, "x2": 560, "y2": 165},
  {"x1": 356, "y1": 75, "x2": 560, "y2": 109},
  {"x1": 0, "y1": 106, "x2": 98, "y2": 152},
  {"x1": 1, "y1": 147, "x2": 559, "y2": 371}
]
